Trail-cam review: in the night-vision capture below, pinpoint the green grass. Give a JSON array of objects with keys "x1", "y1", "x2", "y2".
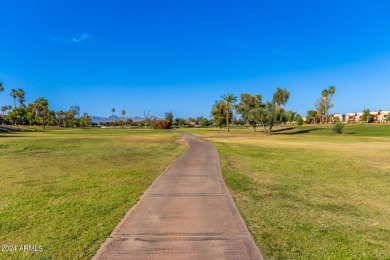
[
  {"x1": 0, "y1": 128, "x2": 186, "y2": 259},
  {"x1": 183, "y1": 124, "x2": 390, "y2": 259}
]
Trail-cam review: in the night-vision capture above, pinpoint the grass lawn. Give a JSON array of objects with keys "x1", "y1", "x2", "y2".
[
  {"x1": 182, "y1": 124, "x2": 390, "y2": 259},
  {"x1": 0, "y1": 128, "x2": 186, "y2": 259}
]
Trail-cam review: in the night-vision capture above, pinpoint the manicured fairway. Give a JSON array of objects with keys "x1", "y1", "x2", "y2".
[
  {"x1": 0, "y1": 128, "x2": 186, "y2": 259},
  {"x1": 184, "y1": 125, "x2": 390, "y2": 259}
]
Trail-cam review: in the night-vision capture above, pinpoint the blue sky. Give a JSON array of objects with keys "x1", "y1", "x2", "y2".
[{"x1": 1, "y1": 0, "x2": 390, "y2": 118}]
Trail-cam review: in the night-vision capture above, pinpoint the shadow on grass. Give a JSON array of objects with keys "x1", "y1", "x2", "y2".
[
  {"x1": 0, "y1": 134, "x2": 25, "y2": 138},
  {"x1": 272, "y1": 127, "x2": 320, "y2": 135}
]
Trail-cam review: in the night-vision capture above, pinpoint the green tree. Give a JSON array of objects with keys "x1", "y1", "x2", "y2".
[
  {"x1": 306, "y1": 110, "x2": 319, "y2": 124},
  {"x1": 221, "y1": 93, "x2": 237, "y2": 132},
  {"x1": 360, "y1": 109, "x2": 374, "y2": 123},
  {"x1": 296, "y1": 115, "x2": 304, "y2": 126},
  {"x1": 48, "y1": 110, "x2": 57, "y2": 126},
  {"x1": 175, "y1": 118, "x2": 187, "y2": 126},
  {"x1": 25, "y1": 104, "x2": 36, "y2": 125},
  {"x1": 211, "y1": 101, "x2": 228, "y2": 129},
  {"x1": 56, "y1": 110, "x2": 66, "y2": 127},
  {"x1": 235, "y1": 93, "x2": 264, "y2": 131},
  {"x1": 125, "y1": 118, "x2": 133, "y2": 126},
  {"x1": 80, "y1": 113, "x2": 92, "y2": 127},
  {"x1": 1, "y1": 106, "x2": 7, "y2": 116},
  {"x1": 165, "y1": 111, "x2": 173, "y2": 124},
  {"x1": 285, "y1": 110, "x2": 296, "y2": 124},
  {"x1": 33, "y1": 97, "x2": 49, "y2": 129},
  {"x1": 261, "y1": 88, "x2": 290, "y2": 134},
  {"x1": 200, "y1": 118, "x2": 209, "y2": 127},
  {"x1": 328, "y1": 85, "x2": 336, "y2": 123}
]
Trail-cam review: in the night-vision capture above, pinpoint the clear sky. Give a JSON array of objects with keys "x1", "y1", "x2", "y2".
[{"x1": 1, "y1": 0, "x2": 390, "y2": 118}]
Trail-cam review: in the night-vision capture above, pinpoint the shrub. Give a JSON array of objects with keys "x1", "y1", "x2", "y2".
[
  {"x1": 152, "y1": 119, "x2": 171, "y2": 129},
  {"x1": 332, "y1": 121, "x2": 344, "y2": 134},
  {"x1": 296, "y1": 115, "x2": 304, "y2": 126}
]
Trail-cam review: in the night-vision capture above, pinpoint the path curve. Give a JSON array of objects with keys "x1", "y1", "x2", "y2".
[{"x1": 93, "y1": 133, "x2": 263, "y2": 259}]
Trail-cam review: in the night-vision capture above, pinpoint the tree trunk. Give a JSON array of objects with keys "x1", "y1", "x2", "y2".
[
  {"x1": 269, "y1": 124, "x2": 273, "y2": 134},
  {"x1": 262, "y1": 124, "x2": 268, "y2": 133},
  {"x1": 226, "y1": 103, "x2": 230, "y2": 132},
  {"x1": 330, "y1": 97, "x2": 333, "y2": 124}
]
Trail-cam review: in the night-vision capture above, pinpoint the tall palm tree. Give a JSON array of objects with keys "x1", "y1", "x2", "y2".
[
  {"x1": 221, "y1": 93, "x2": 237, "y2": 132},
  {"x1": 111, "y1": 108, "x2": 116, "y2": 126},
  {"x1": 10, "y1": 89, "x2": 18, "y2": 108},
  {"x1": 16, "y1": 88, "x2": 25, "y2": 108},
  {"x1": 328, "y1": 85, "x2": 335, "y2": 123},
  {"x1": 121, "y1": 110, "x2": 126, "y2": 127},
  {"x1": 321, "y1": 89, "x2": 329, "y2": 124}
]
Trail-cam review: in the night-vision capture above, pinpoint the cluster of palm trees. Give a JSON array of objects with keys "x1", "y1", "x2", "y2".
[{"x1": 0, "y1": 83, "x2": 92, "y2": 128}]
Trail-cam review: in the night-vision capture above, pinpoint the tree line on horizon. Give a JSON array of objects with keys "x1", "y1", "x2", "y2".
[{"x1": 0, "y1": 83, "x2": 92, "y2": 128}]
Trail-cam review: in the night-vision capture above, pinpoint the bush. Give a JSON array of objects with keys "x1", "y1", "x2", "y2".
[
  {"x1": 152, "y1": 119, "x2": 171, "y2": 129},
  {"x1": 332, "y1": 121, "x2": 344, "y2": 134},
  {"x1": 296, "y1": 115, "x2": 304, "y2": 126}
]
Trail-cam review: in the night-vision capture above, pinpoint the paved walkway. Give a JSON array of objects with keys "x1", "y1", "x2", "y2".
[{"x1": 93, "y1": 133, "x2": 262, "y2": 259}]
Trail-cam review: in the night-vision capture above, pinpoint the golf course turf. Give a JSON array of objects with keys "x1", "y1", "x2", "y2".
[
  {"x1": 0, "y1": 128, "x2": 186, "y2": 259},
  {"x1": 1, "y1": 124, "x2": 389, "y2": 259}
]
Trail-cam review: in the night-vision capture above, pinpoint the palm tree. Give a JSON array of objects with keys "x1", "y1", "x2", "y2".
[
  {"x1": 1, "y1": 106, "x2": 6, "y2": 115},
  {"x1": 16, "y1": 88, "x2": 25, "y2": 108},
  {"x1": 321, "y1": 89, "x2": 329, "y2": 124},
  {"x1": 56, "y1": 110, "x2": 65, "y2": 127},
  {"x1": 328, "y1": 85, "x2": 335, "y2": 123},
  {"x1": 221, "y1": 93, "x2": 237, "y2": 132},
  {"x1": 111, "y1": 108, "x2": 116, "y2": 126},
  {"x1": 121, "y1": 110, "x2": 126, "y2": 127},
  {"x1": 10, "y1": 89, "x2": 18, "y2": 108},
  {"x1": 33, "y1": 97, "x2": 49, "y2": 129}
]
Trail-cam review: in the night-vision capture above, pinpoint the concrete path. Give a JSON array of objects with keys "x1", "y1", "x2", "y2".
[{"x1": 93, "y1": 133, "x2": 262, "y2": 260}]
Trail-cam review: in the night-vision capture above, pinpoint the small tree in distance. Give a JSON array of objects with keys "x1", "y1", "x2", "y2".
[
  {"x1": 332, "y1": 121, "x2": 344, "y2": 134},
  {"x1": 152, "y1": 120, "x2": 171, "y2": 129}
]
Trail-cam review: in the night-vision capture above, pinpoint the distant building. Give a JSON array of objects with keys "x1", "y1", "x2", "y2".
[{"x1": 329, "y1": 109, "x2": 390, "y2": 123}]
